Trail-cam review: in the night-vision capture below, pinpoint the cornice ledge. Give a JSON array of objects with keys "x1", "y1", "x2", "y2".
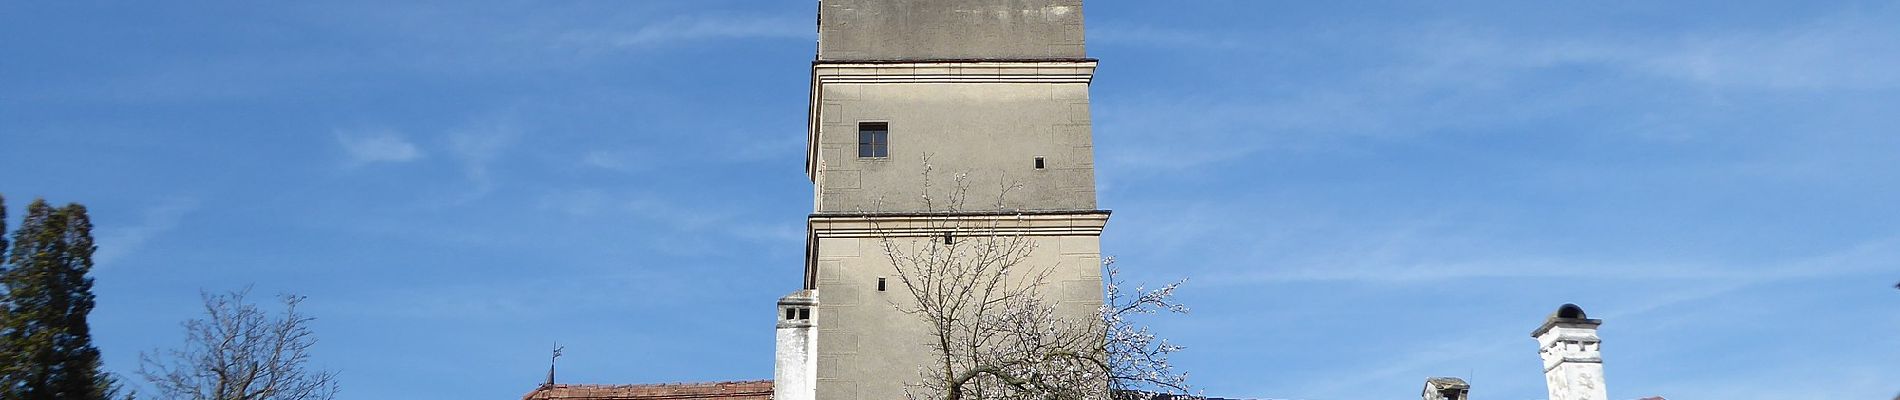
[
  {"x1": 808, "y1": 210, "x2": 1111, "y2": 238},
  {"x1": 813, "y1": 60, "x2": 1098, "y2": 84}
]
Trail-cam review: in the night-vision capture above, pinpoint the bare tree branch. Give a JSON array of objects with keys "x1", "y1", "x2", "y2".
[
  {"x1": 139, "y1": 289, "x2": 338, "y2": 400},
  {"x1": 879, "y1": 158, "x2": 1190, "y2": 400}
]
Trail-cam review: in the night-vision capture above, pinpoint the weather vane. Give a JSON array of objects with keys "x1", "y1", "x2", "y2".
[{"x1": 547, "y1": 342, "x2": 565, "y2": 386}]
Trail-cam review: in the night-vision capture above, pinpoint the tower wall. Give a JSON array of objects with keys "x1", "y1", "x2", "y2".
[
  {"x1": 808, "y1": 63, "x2": 1098, "y2": 213},
  {"x1": 808, "y1": 215, "x2": 1106, "y2": 400},
  {"x1": 797, "y1": 2, "x2": 1105, "y2": 399},
  {"x1": 818, "y1": 0, "x2": 1085, "y2": 61}
]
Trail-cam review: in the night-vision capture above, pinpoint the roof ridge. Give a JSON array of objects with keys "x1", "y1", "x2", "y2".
[
  {"x1": 550, "y1": 380, "x2": 772, "y2": 388},
  {"x1": 525, "y1": 380, "x2": 774, "y2": 400}
]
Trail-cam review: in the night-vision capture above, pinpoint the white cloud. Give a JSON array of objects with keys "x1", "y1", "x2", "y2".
[
  {"x1": 536, "y1": 188, "x2": 611, "y2": 217},
  {"x1": 1089, "y1": 24, "x2": 1251, "y2": 50},
  {"x1": 93, "y1": 197, "x2": 199, "y2": 267},
  {"x1": 335, "y1": 129, "x2": 423, "y2": 165},
  {"x1": 1095, "y1": 7, "x2": 1900, "y2": 174},
  {"x1": 561, "y1": 14, "x2": 810, "y2": 49},
  {"x1": 1628, "y1": 12, "x2": 1900, "y2": 90},
  {"x1": 1395, "y1": 10, "x2": 1900, "y2": 91},
  {"x1": 616, "y1": 15, "x2": 809, "y2": 46},
  {"x1": 579, "y1": 149, "x2": 656, "y2": 173},
  {"x1": 535, "y1": 188, "x2": 803, "y2": 255},
  {"x1": 444, "y1": 119, "x2": 521, "y2": 200},
  {"x1": 1200, "y1": 229, "x2": 1899, "y2": 286}
]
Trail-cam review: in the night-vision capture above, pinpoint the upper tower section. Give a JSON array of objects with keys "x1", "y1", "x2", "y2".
[
  {"x1": 807, "y1": 0, "x2": 1099, "y2": 214},
  {"x1": 817, "y1": 0, "x2": 1086, "y2": 61}
]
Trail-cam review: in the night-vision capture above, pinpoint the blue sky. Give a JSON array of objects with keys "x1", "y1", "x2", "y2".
[{"x1": 3, "y1": 1, "x2": 1897, "y2": 399}]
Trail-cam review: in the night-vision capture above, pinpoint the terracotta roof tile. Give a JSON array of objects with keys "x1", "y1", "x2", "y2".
[{"x1": 522, "y1": 380, "x2": 773, "y2": 400}]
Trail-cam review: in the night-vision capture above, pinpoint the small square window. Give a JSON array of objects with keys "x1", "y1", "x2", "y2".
[
  {"x1": 858, "y1": 122, "x2": 889, "y2": 158},
  {"x1": 877, "y1": 277, "x2": 887, "y2": 292},
  {"x1": 1034, "y1": 156, "x2": 1045, "y2": 169},
  {"x1": 797, "y1": 308, "x2": 810, "y2": 320}
]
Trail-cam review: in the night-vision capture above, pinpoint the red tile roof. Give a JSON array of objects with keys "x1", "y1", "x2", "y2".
[{"x1": 522, "y1": 381, "x2": 773, "y2": 400}]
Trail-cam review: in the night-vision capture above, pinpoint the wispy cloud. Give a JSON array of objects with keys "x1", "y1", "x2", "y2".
[
  {"x1": 1394, "y1": 9, "x2": 1900, "y2": 91},
  {"x1": 1202, "y1": 230, "x2": 1898, "y2": 286},
  {"x1": 1623, "y1": 11, "x2": 1900, "y2": 90},
  {"x1": 560, "y1": 14, "x2": 810, "y2": 49},
  {"x1": 318, "y1": 269, "x2": 703, "y2": 321},
  {"x1": 1204, "y1": 235, "x2": 1900, "y2": 398},
  {"x1": 93, "y1": 197, "x2": 199, "y2": 267},
  {"x1": 1089, "y1": 24, "x2": 1251, "y2": 51},
  {"x1": 1095, "y1": 6, "x2": 1900, "y2": 174},
  {"x1": 335, "y1": 129, "x2": 424, "y2": 166},
  {"x1": 535, "y1": 188, "x2": 804, "y2": 254},
  {"x1": 444, "y1": 118, "x2": 521, "y2": 199},
  {"x1": 579, "y1": 150, "x2": 650, "y2": 173},
  {"x1": 538, "y1": 188, "x2": 613, "y2": 217}
]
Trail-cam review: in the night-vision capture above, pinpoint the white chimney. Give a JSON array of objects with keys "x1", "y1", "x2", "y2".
[
  {"x1": 774, "y1": 290, "x2": 818, "y2": 400},
  {"x1": 1533, "y1": 304, "x2": 1607, "y2": 400}
]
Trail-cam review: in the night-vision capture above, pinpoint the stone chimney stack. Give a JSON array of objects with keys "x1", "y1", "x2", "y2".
[
  {"x1": 1421, "y1": 377, "x2": 1470, "y2": 400},
  {"x1": 1532, "y1": 304, "x2": 1607, "y2": 400},
  {"x1": 774, "y1": 290, "x2": 818, "y2": 400}
]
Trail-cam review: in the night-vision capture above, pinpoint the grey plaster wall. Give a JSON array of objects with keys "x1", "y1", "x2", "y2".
[
  {"x1": 812, "y1": 234, "x2": 1103, "y2": 400},
  {"x1": 814, "y1": 82, "x2": 1096, "y2": 213},
  {"x1": 818, "y1": 0, "x2": 1085, "y2": 61}
]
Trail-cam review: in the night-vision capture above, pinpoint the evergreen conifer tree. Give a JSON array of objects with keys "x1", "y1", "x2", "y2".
[
  {"x1": 0, "y1": 194, "x2": 7, "y2": 394},
  {"x1": 0, "y1": 199, "x2": 114, "y2": 400},
  {"x1": 1, "y1": 194, "x2": 8, "y2": 267}
]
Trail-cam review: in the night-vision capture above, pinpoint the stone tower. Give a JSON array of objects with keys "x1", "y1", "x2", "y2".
[
  {"x1": 1533, "y1": 304, "x2": 1608, "y2": 400},
  {"x1": 776, "y1": 1, "x2": 1106, "y2": 400}
]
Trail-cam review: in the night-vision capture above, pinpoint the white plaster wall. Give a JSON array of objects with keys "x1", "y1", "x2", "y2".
[
  {"x1": 775, "y1": 324, "x2": 817, "y2": 400},
  {"x1": 1537, "y1": 325, "x2": 1607, "y2": 400}
]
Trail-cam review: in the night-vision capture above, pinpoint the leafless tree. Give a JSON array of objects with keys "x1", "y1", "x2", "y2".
[
  {"x1": 876, "y1": 155, "x2": 1189, "y2": 400},
  {"x1": 138, "y1": 290, "x2": 338, "y2": 400}
]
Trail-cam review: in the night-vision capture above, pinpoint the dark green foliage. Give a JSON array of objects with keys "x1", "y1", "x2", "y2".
[
  {"x1": 1, "y1": 194, "x2": 8, "y2": 267},
  {"x1": 0, "y1": 198, "x2": 115, "y2": 400}
]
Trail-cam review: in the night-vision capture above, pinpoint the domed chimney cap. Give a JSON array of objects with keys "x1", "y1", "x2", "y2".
[
  {"x1": 1555, "y1": 303, "x2": 1587, "y2": 319},
  {"x1": 1532, "y1": 303, "x2": 1603, "y2": 337}
]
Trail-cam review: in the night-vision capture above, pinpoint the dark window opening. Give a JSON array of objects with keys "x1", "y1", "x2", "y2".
[
  {"x1": 877, "y1": 277, "x2": 887, "y2": 292},
  {"x1": 942, "y1": 231, "x2": 956, "y2": 245},
  {"x1": 797, "y1": 308, "x2": 810, "y2": 320},
  {"x1": 1034, "y1": 156, "x2": 1045, "y2": 169},
  {"x1": 858, "y1": 122, "x2": 889, "y2": 158},
  {"x1": 785, "y1": 308, "x2": 796, "y2": 320}
]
